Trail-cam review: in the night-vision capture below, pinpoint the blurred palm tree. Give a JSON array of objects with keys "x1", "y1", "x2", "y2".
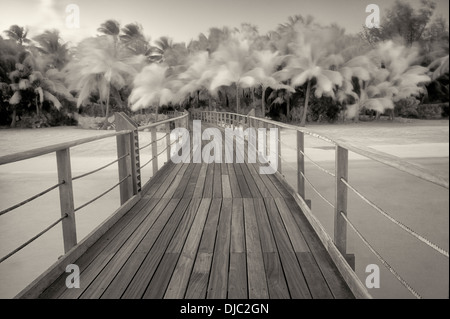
[
  {"x1": 32, "y1": 30, "x2": 70, "y2": 70},
  {"x1": 274, "y1": 23, "x2": 344, "y2": 126},
  {"x1": 3, "y1": 25, "x2": 31, "y2": 46},
  {"x1": 65, "y1": 35, "x2": 144, "y2": 128}
]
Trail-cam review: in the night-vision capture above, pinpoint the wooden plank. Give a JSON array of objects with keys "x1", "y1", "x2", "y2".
[
  {"x1": 172, "y1": 162, "x2": 197, "y2": 199},
  {"x1": 263, "y1": 252, "x2": 290, "y2": 299},
  {"x1": 207, "y1": 198, "x2": 232, "y2": 299},
  {"x1": 197, "y1": 198, "x2": 222, "y2": 254},
  {"x1": 267, "y1": 173, "x2": 291, "y2": 198},
  {"x1": 251, "y1": 163, "x2": 283, "y2": 198},
  {"x1": 221, "y1": 175, "x2": 232, "y2": 198},
  {"x1": 29, "y1": 194, "x2": 140, "y2": 299},
  {"x1": 185, "y1": 253, "x2": 213, "y2": 299},
  {"x1": 213, "y1": 163, "x2": 223, "y2": 198},
  {"x1": 120, "y1": 198, "x2": 191, "y2": 299},
  {"x1": 235, "y1": 165, "x2": 252, "y2": 198},
  {"x1": 253, "y1": 198, "x2": 277, "y2": 253},
  {"x1": 164, "y1": 199, "x2": 212, "y2": 299},
  {"x1": 63, "y1": 197, "x2": 171, "y2": 299},
  {"x1": 203, "y1": 163, "x2": 214, "y2": 198},
  {"x1": 185, "y1": 198, "x2": 222, "y2": 299},
  {"x1": 192, "y1": 164, "x2": 207, "y2": 199},
  {"x1": 284, "y1": 198, "x2": 354, "y2": 299},
  {"x1": 142, "y1": 253, "x2": 179, "y2": 299},
  {"x1": 228, "y1": 252, "x2": 247, "y2": 299},
  {"x1": 263, "y1": 197, "x2": 311, "y2": 299},
  {"x1": 227, "y1": 163, "x2": 241, "y2": 198},
  {"x1": 243, "y1": 198, "x2": 269, "y2": 299},
  {"x1": 152, "y1": 160, "x2": 186, "y2": 198},
  {"x1": 246, "y1": 164, "x2": 271, "y2": 198},
  {"x1": 230, "y1": 199, "x2": 245, "y2": 253},
  {"x1": 183, "y1": 164, "x2": 202, "y2": 199},
  {"x1": 166, "y1": 198, "x2": 202, "y2": 253},
  {"x1": 99, "y1": 198, "x2": 181, "y2": 299},
  {"x1": 296, "y1": 252, "x2": 333, "y2": 299},
  {"x1": 274, "y1": 198, "x2": 310, "y2": 253},
  {"x1": 240, "y1": 163, "x2": 262, "y2": 198}
]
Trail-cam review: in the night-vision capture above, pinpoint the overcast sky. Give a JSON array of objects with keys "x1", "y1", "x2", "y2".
[{"x1": 0, "y1": 0, "x2": 449, "y2": 45}]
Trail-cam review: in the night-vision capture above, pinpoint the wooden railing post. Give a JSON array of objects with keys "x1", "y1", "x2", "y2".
[
  {"x1": 335, "y1": 146, "x2": 349, "y2": 255},
  {"x1": 56, "y1": 148, "x2": 77, "y2": 253},
  {"x1": 115, "y1": 112, "x2": 141, "y2": 205},
  {"x1": 166, "y1": 122, "x2": 171, "y2": 163},
  {"x1": 297, "y1": 131, "x2": 305, "y2": 198},
  {"x1": 151, "y1": 126, "x2": 158, "y2": 176},
  {"x1": 278, "y1": 127, "x2": 282, "y2": 174}
]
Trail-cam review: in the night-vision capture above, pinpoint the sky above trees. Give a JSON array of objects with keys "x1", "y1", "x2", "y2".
[{"x1": 1, "y1": 0, "x2": 449, "y2": 45}]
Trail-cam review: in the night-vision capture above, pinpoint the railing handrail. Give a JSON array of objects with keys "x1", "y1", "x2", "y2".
[
  {"x1": 193, "y1": 110, "x2": 449, "y2": 190},
  {"x1": 0, "y1": 130, "x2": 132, "y2": 166},
  {"x1": 137, "y1": 112, "x2": 188, "y2": 131}
]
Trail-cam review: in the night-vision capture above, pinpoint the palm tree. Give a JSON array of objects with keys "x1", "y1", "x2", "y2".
[
  {"x1": 209, "y1": 32, "x2": 256, "y2": 113},
  {"x1": 65, "y1": 35, "x2": 144, "y2": 128},
  {"x1": 344, "y1": 41, "x2": 431, "y2": 121},
  {"x1": 97, "y1": 20, "x2": 121, "y2": 38},
  {"x1": 245, "y1": 49, "x2": 293, "y2": 117},
  {"x1": 275, "y1": 23, "x2": 344, "y2": 126},
  {"x1": 3, "y1": 25, "x2": 30, "y2": 46},
  {"x1": 32, "y1": 30, "x2": 70, "y2": 70},
  {"x1": 129, "y1": 63, "x2": 182, "y2": 120}
]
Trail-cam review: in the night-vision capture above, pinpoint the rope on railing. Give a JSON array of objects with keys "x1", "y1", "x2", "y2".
[
  {"x1": 299, "y1": 149, "x2": 336, "y2": 177},
  {"x1": 0, "y1": 214, "x2": 68, "y2": 264},
  {"x1": 72, "y1": 153, "x2": 130, "y2": 181},
  {"x1": 139, "y1": 133, "x2": 168, "y2": 151},
  {"x1": 301, "y1": 171, "x2": 335, "y2": 209},
  {"x1": 340, "y1": 212, "x2": 422, "y2": 299},
  {"x1": 0, "y1": 182, "x2": 64, "y2": 217},
  {"x1": 340, "y1": 178, "x2": 449, "y2": 258},
  {"x1": 74, "y1": 175, "x2": 130, "y2": 213},
  {"x1": 140, "y1": 147, "x2": 168, "y2": 170}
]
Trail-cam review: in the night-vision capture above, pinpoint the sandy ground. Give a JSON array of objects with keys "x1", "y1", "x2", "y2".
[{"x1": 0, "y1": 119, "x2": 448, "y2": 299}]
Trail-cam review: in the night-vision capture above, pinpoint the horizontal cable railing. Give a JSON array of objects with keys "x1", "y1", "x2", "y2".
[
  {"x1": 194, "y1": 109, "x2": 449, "y2": 299},
  {"x1": 0, "y1": 111, "x2": 189, "y2": 267},
  {"x1": 0, "y1": 182, "x2": 64, "y2": 217}
]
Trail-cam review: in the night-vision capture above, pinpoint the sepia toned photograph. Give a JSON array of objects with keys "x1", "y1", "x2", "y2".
[{"x1": 0, "y1": 0, "x2": 448, "y2": 304}]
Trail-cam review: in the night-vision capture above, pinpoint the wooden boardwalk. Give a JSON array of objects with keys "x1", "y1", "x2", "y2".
[{"x1": 36, "y1": 124, "x2": 354, "y2": 299}]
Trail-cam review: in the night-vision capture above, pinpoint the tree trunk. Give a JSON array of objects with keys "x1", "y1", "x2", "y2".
[
  {"x1": 102, "y1": 87, "x2": 111, "y2": 129},
  {"x1": 236, "y1": 82, "x2": 240, "y2": 114},
  {"x1": 197, "y1": 90, "x2": 200, "y2": 108},
  {"x1": 286, "y1": 91, "x2": 290, "y2": 122},
  {"x1": 10, "y1": 107, "x2": 17, "y2": 128},
  {"x1": 300, "y1": 80, "x2": 311, "y2": 127},
  {"x1": 35, "y1": 96, "x2": 40, "y2": 117},
  {"x1": 261, "y1": 86, "x2": 266, "y2": 118}
]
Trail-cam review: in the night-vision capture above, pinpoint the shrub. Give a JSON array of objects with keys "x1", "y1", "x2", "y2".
[{"x1": 417, "y1": 103, "x2": 445, "y2": 119}]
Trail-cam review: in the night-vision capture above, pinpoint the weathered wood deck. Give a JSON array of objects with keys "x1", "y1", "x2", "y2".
[{"x1": 36, "y1": 123, "x2": 354, "y2": 299}]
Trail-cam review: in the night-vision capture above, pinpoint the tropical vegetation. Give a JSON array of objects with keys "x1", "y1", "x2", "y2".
[{"x1": 0, "y1": 0, "x2": 448, "y2": 129}]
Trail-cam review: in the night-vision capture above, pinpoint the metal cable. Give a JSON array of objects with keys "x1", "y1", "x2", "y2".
[
  {"x1": 341, "y1": 177, "x2": 449, "y2": 258},
  {"x1": 340, "y1": 212, "x2": 422, "y2": 299},
  {"x1": 139, "y1": 133, "x2": 168, "y2": 151},
  {"x1": 299, "y1": 149, "x2": 336, "y2": 177},
  {"x1": 0, "y1": 182, "x2": 64, "y2": 217},
  {"x1": 301, "y1": 172, "x2": 335, "y2": 208},
  {"x1": 72, "y1": 153, "x2": 129, "y2": 181},
  {"x1": 74, "y1": 175, "x2": 130, "y2": 213},
  {"x1": 0, "y1": 214, "x2": 68, "y2": 264}
]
